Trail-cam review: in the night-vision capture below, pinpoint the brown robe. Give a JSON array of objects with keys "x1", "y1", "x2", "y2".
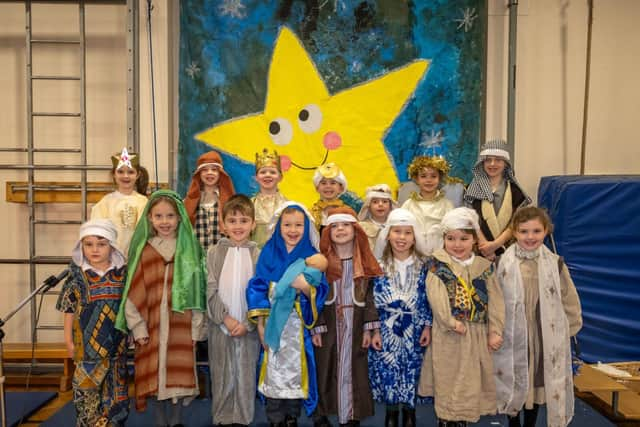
[
  {"x1": 127, "y1": 243, "x2": 196, "y2": 411},
  {"x1": 313, "y1": 276, "x2": 378, "y2": 420}
]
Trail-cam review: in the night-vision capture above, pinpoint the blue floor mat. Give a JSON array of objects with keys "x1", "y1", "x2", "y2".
[
  {"x1": 41, "y1": 396, "x2": 614, "y2": 426},
  {"x1": 1, "y1": 391, "x2": 57, "y2": 427}
]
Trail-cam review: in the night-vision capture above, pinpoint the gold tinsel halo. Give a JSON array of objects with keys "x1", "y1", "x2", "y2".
[{"x1": 407, "y1": 155, "x2": 450, "y2": 179}]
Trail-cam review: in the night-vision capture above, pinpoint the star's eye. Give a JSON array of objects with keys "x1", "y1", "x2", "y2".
[
  {"x1": 268, "y1": 118, "x2": 293, "y2": 146},
  {"x1": 297, "y1": 104, "x2": 322, "y2": 134}
]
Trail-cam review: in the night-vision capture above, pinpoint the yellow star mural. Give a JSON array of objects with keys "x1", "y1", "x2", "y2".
[{"x1": 196, "y1": 27, "x2": 428, "y2": 207}]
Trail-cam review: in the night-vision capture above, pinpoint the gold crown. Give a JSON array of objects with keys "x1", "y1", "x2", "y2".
[
  {"x1": 255, "y1": 148, "x2": 281, "y2": 173},
  {"x1": 407, "y1": 155, "x2": 450, "y2": 179}
]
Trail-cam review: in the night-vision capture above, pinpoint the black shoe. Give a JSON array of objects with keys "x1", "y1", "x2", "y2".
[
  {"x1": 401, "y1": 407, "x2": 415, "y2": 427},
  {"x1": 284, "y1": 415, "x2": 298, "y2": 427},
  {"x1": 313, "y1": 416, "x2": 332, "y2": 427},
  {"x1": 385, "y1": 408, "x2": 400, "y2": 427}
]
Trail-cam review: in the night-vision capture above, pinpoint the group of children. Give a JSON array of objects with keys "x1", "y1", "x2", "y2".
[{"x1": 57, "y1": 140, "x2": 582, "y2": 427}]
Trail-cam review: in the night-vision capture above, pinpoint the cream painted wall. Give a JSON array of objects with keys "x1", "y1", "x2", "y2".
[
  {"x1": 0, "y1": 0, "x2": 173, "y2": 342},
  {"x1": 487, "y1": 0, "x2": 640, "y2": 199},
  {"x1": 1, "y1": 0, "x2": 638, "y2": 342}
]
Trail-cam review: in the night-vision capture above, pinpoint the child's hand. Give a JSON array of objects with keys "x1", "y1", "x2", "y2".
[
  {"x1": 291, "y1": 274, "x2": 312, "y2": 296},
  {"x1": 478, "y1": 240, "x2": 498, "y2": 258},
  {"x1": 361, "y1": 331, "x2": 371, "y2": 348},
  {"x1": 370, "y1": 330, "x2": 382, "y2": 351},
  {"x1": 231, "y1": 323, "x2": 248, "y2": 337},
  {"x1": 453, "y1": 320, "x2": 467, "y2": 335},
  {"x1": 136, "y1": 337, "x2": 149, "y2": 346},
  {"x1": 419, "y1": 326, "x2": 432, "y2": 347},
  {"x1": 223, "y1": 314, "x2": 240, "y2": 332},
  {"x1": 257, "y1": 317, "x2": 268, "y2": 351},
  {"x1": 65, "y1": 341, "x2": 74, "y2": 358},
  {"x1": 312, "y1": 334, "x2": 323, "y2": 347},
  {"x1": 488, "y1": 332, "x2": 503, "y2": 352}
]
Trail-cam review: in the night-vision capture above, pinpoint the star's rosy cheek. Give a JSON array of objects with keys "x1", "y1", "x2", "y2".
[
  {"x1": 323, "y1": 131, "x2": 342, "y2": 150},
  {"x1": 280, "y1": 155, "x2": 292, "y2": 172}
]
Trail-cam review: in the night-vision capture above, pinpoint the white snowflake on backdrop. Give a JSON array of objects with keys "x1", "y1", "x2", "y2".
[
  {"x1": 219, "y1": 0, "x2": 246, "y2": 19},
  {"x1": 454, "y1": 7, "x2": 478, "y2": 32},
  {"x1": 420, "y1": 130, "x2": 445, "y2": 154},
  {"x1": 185, "y1": 61, "x2": 201, "y2": 79}
]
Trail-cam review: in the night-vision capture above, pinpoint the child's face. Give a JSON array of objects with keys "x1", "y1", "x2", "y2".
[
  {"x1": 514, "y1": 218, "x2": 547, "y2": 251},
  {"x1": 388, "y1": 225, "x2": 415, "y2": 259},
  {"x1": 199, "y1": 165, "x2": 220, "y2": 189},
  {"x1": 280, "y1": 210, "x2": 305, "y2": 252},
  {"x1": 316, "y1": 178, "x2": 343, "y2": 200},
  {"x1": 82, "y1": 235, "x2": 112, "y2": 268},
  {"x1": 444, "y1": 229, "x2": 475, "y2": 260},
  {"x1": 149, "y1": 200, "x2": 179, "y2": 239},
  {"x1": 224, "y1": 211, "x2": 255, "y2": 244},
  {"x1": 329, "y1": 222, "x2": 355, "y2": 246},
  {"x1": 369, "y1": 198, "x2": 392, "y2": 222},
  {"x1": 114, "y1": 166, "x2": 139, "y2": 194},
  {"x1": 483, "y1": 156, "x2": 506, "y2": 179},
  {"x1": 415, "y1": 167, "x2": 440, "y2": 196},
  {"x1": 256, "y1": 166, "x2": 282, "y2": 192}
]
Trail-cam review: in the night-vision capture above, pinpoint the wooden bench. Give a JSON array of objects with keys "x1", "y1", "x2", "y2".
[
  {"x1": 574, "y1": 363, "x2": 640, "y2": 419},
  {"x1": 2, "y1": 343, "x2": 73, "y2": 391}
]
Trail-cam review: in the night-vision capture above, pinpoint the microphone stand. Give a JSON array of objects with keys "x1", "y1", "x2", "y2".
[{"x1": 0, "y1": 270, "x2": 68, "y2": 427}]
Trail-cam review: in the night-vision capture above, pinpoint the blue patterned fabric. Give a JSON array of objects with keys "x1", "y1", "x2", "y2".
[
  {"x1": 368, "y1": 258, "x2": 432, "y2": 406},
  {"x1": 427, "y1": 257, "x2": 491, "y2": 323}
]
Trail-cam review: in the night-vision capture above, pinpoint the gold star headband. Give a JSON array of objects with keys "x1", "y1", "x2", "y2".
[{"x1": 111, "y1": 147, "x2": 140, "y2": 170}]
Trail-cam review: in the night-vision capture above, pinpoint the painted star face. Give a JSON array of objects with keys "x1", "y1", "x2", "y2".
[{"x1": 196, "y1": 27, "x2": 428, "y2": 206}]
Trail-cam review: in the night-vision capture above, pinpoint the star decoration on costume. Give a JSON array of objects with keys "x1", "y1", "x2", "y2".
[
  {"x1": 195, "y1": 27, "x2": 428, "y2": 206},
  {"x1": 218, "y1": 0, "x2": 246, "y2": 19},
  {"x1": 185, "y1": 61, "x2": 201, "y2": 79},
  {"x1": 455, "y1": 7, "x2": 478, "y2": 32},
  {"x1": 420, "y1": 129, "x2": 445, "y2": 155}
]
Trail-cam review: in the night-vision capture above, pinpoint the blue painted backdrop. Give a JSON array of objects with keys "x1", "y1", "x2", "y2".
[{"x1": 178, "y1": 0, "x2": 486, "y2": 198}]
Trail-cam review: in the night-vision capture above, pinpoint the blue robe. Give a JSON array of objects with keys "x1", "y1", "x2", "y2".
[
  {"x1": 246, "y1": 205, "x2": 328, "y2": 416},
  {"x1": 368, "y1": 257, "x2": 432, "y2": 407}
]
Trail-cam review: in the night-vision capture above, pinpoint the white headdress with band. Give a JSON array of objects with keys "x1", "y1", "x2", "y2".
[
  {"x1": 426, "y1": 207, "x2": 480, "y2": 253},
  {"x1": 71, "y1": 219, "x2": 126, "y2": 267},
  {"x1": 374, "y1": 208, "x2": 428, "y2": 259},
  {"x1": 357, "y1": 183, "x2": 397, "y2": 221}
]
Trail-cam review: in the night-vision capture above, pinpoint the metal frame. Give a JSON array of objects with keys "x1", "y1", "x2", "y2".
[{"x1": 0, "y1": 0, "x2": 138, "y2": 342}]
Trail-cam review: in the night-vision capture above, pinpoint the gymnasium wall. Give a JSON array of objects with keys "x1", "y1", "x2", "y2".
[{"x1": 0, "y1": 0, "x2": 638, "y2": 342}]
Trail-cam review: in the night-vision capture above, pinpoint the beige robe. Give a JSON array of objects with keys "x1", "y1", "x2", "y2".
[
  {"x1": 519, "y1": 258, "x2": 582, "y2": 408},
  {"x1": 91, "y1": 190, "x2": 148, "y2": 256},
  {"x1": 418, "y1": 249, "x2": 505, "y2": 422},
  {"x1": 206, "y1": 238, "x2": 261, "y2": 425}
]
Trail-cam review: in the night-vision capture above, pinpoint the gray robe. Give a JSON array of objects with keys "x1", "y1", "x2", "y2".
[{"x1": 207, "y1": 238, "x2": 261, "y2": 425}]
